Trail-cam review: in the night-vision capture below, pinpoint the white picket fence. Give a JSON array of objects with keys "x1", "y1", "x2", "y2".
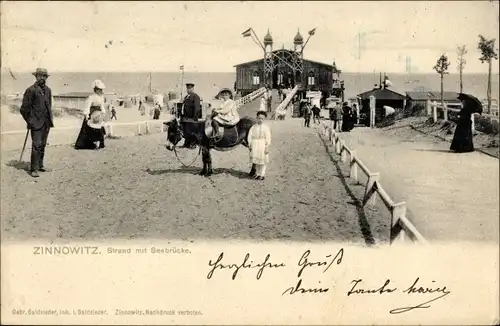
[
  {"x1": 321, "y1": 121, "x2": 428, "y2": 245},
  {"x1": 274, "y1": 85, "x2": 299, "y2": 120},
  {"x1": 1, "y1": 119, "x2": 169, "y2": 137},
  {"x1": 235, "y1": 87, "x2": 266, "y2": 109},
  {"x1": 427, "y1": 99, "x2": 499, "y2": 132}
]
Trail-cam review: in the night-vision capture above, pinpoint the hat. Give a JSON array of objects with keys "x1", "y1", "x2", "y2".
[
  {"x1": 92, "y1": 79, "x2": 106, "y2": 90},
  {"x1": 219, "y1": 88, "x2": 233, "y2": 96},
  {"x1": 87, "y1": 110, "x2": 104, "y2": 129},
  {"x1": 32, "y1": 68, "x2": 49, "y2": 76},
  {"x1": 186, "y1": 83, "x2": 195, "y2": 87}
]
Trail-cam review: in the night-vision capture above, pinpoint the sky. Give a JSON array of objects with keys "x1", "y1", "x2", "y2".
[{"x1": 1, "y1": 1, "x2": 499, "y2": 74}]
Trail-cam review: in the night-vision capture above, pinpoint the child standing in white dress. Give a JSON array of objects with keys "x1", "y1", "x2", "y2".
[{"x1": 248, "y1": 110, "x2": 271, "y2": 180}]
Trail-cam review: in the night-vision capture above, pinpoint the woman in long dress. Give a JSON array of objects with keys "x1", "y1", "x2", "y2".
[
  {"x1": 341, "y1": 102, "x2": 354, "y2": 132},
  {"x1": 259, "y1": 96, "x2": 266, "y2": 112},
  {"x1": 74, "y1": 79, "x2": 107, "y2": 150},
  {"x1": 450, "y1": 97, "x2": 475, "y2": 153},
  {"x1": 248, "y1": 110, "x2": 271, "y2": 181}
]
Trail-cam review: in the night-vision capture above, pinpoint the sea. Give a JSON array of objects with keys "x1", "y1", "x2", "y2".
[{"x1": 1, "y1": 71, "x2": 498, "y2": 101}]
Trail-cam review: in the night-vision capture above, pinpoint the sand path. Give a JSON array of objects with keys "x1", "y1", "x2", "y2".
[
  {"x1": 336, "y1": 126, "x2": 499, "y2": 244},
  {"x1": 1, "y1": 110, "x2": 388, "y2": 244}
]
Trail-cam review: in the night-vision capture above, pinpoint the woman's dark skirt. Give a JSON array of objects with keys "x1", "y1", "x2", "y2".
[
  {"x1": 341, "y1": 114, "x2": 355, "y2": 132},
  {"x1": 74, "y1": 118, "x2": 106, "y2": 150},
  {"x1": 450, "y1": 119, "x2": 474, "y2": 153}
]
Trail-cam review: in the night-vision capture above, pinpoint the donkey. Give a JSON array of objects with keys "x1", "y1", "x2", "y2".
[{"x1": 164, "y1": 116, "x2": 257, "y2": 177}]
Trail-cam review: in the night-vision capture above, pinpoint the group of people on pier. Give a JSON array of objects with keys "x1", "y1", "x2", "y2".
[{"x1": 329, "y1": 101, "x2": 357, "y2": 132}]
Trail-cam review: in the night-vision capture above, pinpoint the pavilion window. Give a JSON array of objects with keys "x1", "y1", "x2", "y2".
[
  {"x1": 308, "y1": 71, "x2": 315, "y2": 85},
  {"x1": 252, "y1": 71, "x2": 260, "y2": 85}
]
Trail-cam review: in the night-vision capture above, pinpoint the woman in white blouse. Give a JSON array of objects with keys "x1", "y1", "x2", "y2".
[{"x1": 74, "y1": 80, "x2": 107, "y2": 149}]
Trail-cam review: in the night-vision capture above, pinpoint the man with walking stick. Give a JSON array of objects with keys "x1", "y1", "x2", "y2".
[{"x1": 19, "y1": 68, "x2": 54, "y2": 178}]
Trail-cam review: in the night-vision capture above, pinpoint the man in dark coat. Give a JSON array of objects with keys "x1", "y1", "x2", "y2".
[
  {"x1": 181, "y1": 83, "x2": 201, "y2": 148},
  {"x1": 20, "y1": 68, "x2": 54, "y2": 178}
]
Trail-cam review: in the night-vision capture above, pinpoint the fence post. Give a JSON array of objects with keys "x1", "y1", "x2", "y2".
[
  {"x1": 432, "y1": 101, "x2": 437, "y2": 122},
  {"x1": 443, "y1": 102, "x2": 448, "y2": 121},
  {"x1": 363, "y1": 172, "x2": 380, "y2": 206},
  {"x1": 349, "y1": 150, "x2": 358, "y2": 181},
  {"x1": 426, "y1": 99, "x2": 431, "y2": 116},
  {"x1": 340, "y1": 142, "x2": 347, "y2": 162},
  {"x1": 390, "y1": 202, "x2": 407, "y2": 244},
  {"x1": 335, "y1": 138, "x2": 341, "y2": 154}
]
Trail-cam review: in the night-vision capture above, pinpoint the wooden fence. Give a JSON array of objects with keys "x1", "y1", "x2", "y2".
[
  {"x1": 1, "y1": 119, "x2": 170, "y2": 152},
  {"x1": 427, "y1": 99, "x2": 499, "y2": 132},
  {"x1": 321, "y1": 121, "x2": 428, "y2": 245}
]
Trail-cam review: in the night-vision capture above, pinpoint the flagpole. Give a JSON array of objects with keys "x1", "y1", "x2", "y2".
[
  {"x1": 300, "y1": 28, "x2": 316, "y2": 55},
  {"x1": 250, "y1": 28, "x2": 265, "y2": 51}
]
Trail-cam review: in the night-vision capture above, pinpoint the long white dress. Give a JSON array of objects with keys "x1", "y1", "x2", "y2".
[
  {"x1": 248, "y1": 123, "x2": 271, "y2": 165},
  {"x1": 259, "y1": 98, "x2": 266, "y2": 111}
]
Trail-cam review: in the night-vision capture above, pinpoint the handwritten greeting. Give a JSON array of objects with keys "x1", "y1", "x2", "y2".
[{"x1": 206, "y1": 249, "x2": 451, "y2": 314}]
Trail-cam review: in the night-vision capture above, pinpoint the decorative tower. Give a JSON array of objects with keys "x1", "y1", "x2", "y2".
[
  {"x1": 292, "y1": 29, "x2": 304, "y2": 87},
  {"x1": 263, "y1": 29, "x2": 273, "y2": 88}
]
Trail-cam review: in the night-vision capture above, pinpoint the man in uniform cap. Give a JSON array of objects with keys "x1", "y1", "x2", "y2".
[
  {"x1": 181, "y1": 82, "x2": 201, "y2": 148},
  {"x1": 20, "y1": 68, "x2": 54, "y2": 178}
]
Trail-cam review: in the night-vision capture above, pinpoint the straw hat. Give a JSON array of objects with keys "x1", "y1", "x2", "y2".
[
  {"x1": 87, "y1": 110, "x2": 104, "y2": 129},
  {"x1": 92, "y1": 79, "x2": 106, "y2": 90}
]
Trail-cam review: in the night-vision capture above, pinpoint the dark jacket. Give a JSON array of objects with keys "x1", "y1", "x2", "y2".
[
  {"x1": 20, "y1": 83, "x2": 54, "y2": 130},
  {"x1": 182, "y1": 92, "x2": 201, "y2": 120}
]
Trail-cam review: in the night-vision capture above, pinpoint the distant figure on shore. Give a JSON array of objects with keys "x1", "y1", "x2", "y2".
[
  {"x1": 110, "y1": 106, "x2": 117, "y2": 120},
  {"x1": 74, "y1": 79, "x2": 106, "y2": 150},
  {"x1": 138, "y1": 97, "x2": 145, "y2": 116},
  {"x1": 329, "y1": 102, "x2": 342, "y2": 132},
  {"x1": 20, "y1": 68, "x2": 54, "y2": 178},
  {"x1": 341, "y1": 102, "x2": 355, "y2": 132},
  {"x1": 312, "y1": 104, "x2": 321, "y2": 124},
  {"x1": 303, "y1": 102, "x2": 312, "y2": 128},
  {"x1": 450, "y1": 93, "x2": 483, "y2": 153},
  {"x1": 153, "y1": 103, "x2": 161, "y2": 120},
  {"x1": 181, "y1": 82, "x2": 201, "y2": 148},
  {"x1": 259, "y1": 96, "x2": 266, "y2": 111}
]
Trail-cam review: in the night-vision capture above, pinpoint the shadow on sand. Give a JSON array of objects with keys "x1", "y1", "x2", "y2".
[
  {"x1": 318, "y1": 133, "x2": 376, "y2": 247},
  {"x1": 145, "y1": 166, "x2": 251, "y2": 179},
  {"x1": 5, "y1": 160, "x2": 30, "y2": 172},
  {"x1": 414, "y1": 148, "x2": 453, "y2": 153}
]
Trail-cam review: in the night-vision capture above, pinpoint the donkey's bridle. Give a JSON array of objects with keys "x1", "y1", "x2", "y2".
[{"x1": 170, "y1": 122, "x2": 202, "y2": 168}]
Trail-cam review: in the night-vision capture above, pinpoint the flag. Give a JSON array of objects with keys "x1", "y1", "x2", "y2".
[
  {"x1": 241, "y1": 28, "x2": 252, "y2": 37},
  {"x1": 180, "y1": 65, "x2": 184, "y2": 70},
  {"x1": 308, "y1": 28, "x2": 316, "y2": 36}
]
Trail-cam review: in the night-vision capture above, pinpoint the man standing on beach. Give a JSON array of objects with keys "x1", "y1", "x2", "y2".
[
  {"x1": 181, "y1": 83, "x2": 201, "y2": 148},
  {"x1": 20, "y1": 68, "x2": 54, "y2": 178}
]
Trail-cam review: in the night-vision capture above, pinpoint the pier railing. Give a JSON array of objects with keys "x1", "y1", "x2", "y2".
[
  {"x1": 274, "y1": 85, "x2": 299, "y2": 120},
  {"x1": 235, "y1": 87, "x2": 266, "y2": 109},
  {"x1": 321, "y1": 121, "x2": 428, "y2": 245}
]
